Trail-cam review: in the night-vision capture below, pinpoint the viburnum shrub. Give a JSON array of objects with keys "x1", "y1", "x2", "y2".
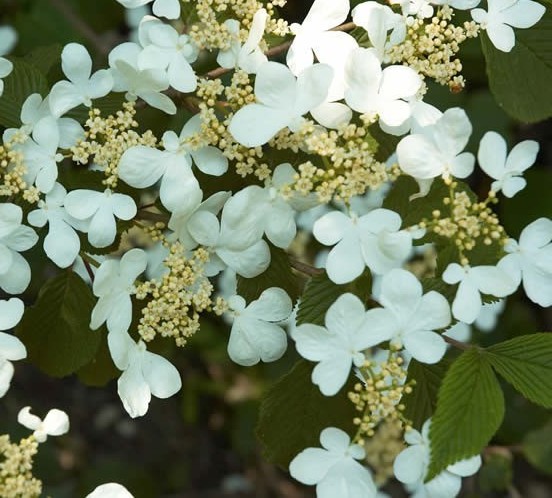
[{"x1": 0, "y1": 0, "x2": 551, "y2": 496}]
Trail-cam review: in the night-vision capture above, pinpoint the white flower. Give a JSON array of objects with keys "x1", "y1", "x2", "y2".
[
  {"x1": 168, "y1": 189, "x2": 230, "y2": 249},
  {"x1": 313, "y1": 208, "x2": 414, "y2": 284},
  {"x1": 397, "y1": 108, "x2": 475, "y2": 180},
  {"x1": 119, "y1": 114, "x2": 227, "y2": 212},
  {"x1": 364, "y1": 269, "x2": 451, "y2": 364},
  {"x1": 90, "y1": 249, "x2": 147, "y2": 333},
  {"x1": 221, "y1": 164, "x2": 316, "y2": 249},
  {"x1": 187, "y1": 210, "x2": 271, "y2": 278},
  {"x1": 344, "y1": 48, "x2": 422, "y2": 133},
  {"x1": 286, "y1": 0, "x2": 353, "y2": 76},
  {"x1": 49, "y1": 43, "x2": 113, "y2": 117},
  {"x1": 289, "y1": 427, "x2": 377, "y2": 498},
  {"x1": 86, "y1": 483, "x2": 134, "y2": 498},
  {"x1": 109, "y1": 42, "x2": 176, "y2": 114},
  {"x1": 443, "y1": 262, "x2": 517, "y2": 324},
  {"x1": 138, "y1": 17, "x2": 198, "y2": 92},
  {"x1": 7, "y1": 116, "x2": 64, "y2": 194},
  {"x1": 443, "y1": 321, "x2": 472, "y2": 343},
  {"x1": 477, "y1": 131, "x2": 539, "y2": 197},
  {"x1": 292, "y1": 293, "x2": 378, "y2": 396},
  {"x1": 228, "y1": 61, "x2": 333, "y2": 147},
  {"x1": 475, "y1": 299, "x2": 505, "y2": 331},
  {"x1": 225, "y1": 288, "x2": 292, "y2": 366},
  {"x1": 499, "y1": 218, "x2": 552, "y2": 307},
  {"x1": 0, "y1": 26, "x2": 16, "y2": 97},
  {"x1": 108, "y1": 330, "x2": 182, "y2": 418},
  {"x1": 0, "y1": 298, "x2": 26, "y2": 397},
  {"x1": 0, "y1": 56, "x2": 12, "y2": 97},
  {"x1": 64, "y1": 188, "x2": 136, "y2": 248},
  {"x1": 28, "y1": 183, "x2": 86, "y2": 268},
  {"x1": 217, "y1": 9, "x2": 268, "y2": 74},
  {"x1": 117, "y1": 0, "x2": 181, "y2": 19},
  {"x1": 0, "y1": 203, "x2": 38, "y2": 294},
  {"x1": 471, "y1": 0, "x2": 545, "y2": 52},
  {"x1": 17, "y1": 406, "x2": 70, "y2": 443},
  {"x1": 394, "y1": 420, "x2": 482, "y2": 498}
]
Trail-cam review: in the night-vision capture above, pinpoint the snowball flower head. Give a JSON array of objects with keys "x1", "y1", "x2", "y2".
[
  {"x1": 293, "y1": 293, "x2": 378, "y2": 396},
  {"x1": 477, "y1": 131, "x2": 539, "y2": 197},
  {"x1": 364, "y1": 269, "x2": 451, "y2": 364},
  {"x1": 225, "y1": 288, "x2": 292, "y2": 366},
  {"x1": 229, "y1": 61, "x2": 333, "y2": 147},
  {"x1": 0, "y1": 298, "x2": 27, "y2": 397},
  {"x1": 289, "y1": 427, "x2": 377, "y2": 498},
  {"x1": 17, "y1": 406, "x2": 70, "y2": 443},
  {"x1": 471, "y1": 0, "x2": 545, "y2": 52}
]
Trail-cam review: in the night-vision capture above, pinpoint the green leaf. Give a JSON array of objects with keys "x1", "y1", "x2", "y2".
[
  {"x1": 256, "y1": 360, "x2": 357, "y2": 469},
  {"x1": 23, "y1": 43, "x2": 62, "y2": 76},
  {"x1": 522, "y1": 419, "x2": 552, "y2": 475},
  {"x1": 481, "y1": 12, "x2": 552, "y2": 122},
  {"x1": 402, "y1": 359, "x2": 450, "y2": 430},
  {"x1": 486, "y1": 333, "x2": 552, "y2": 408},
  {"x1": 296, "y1": 270, "x2": 372, "y2": 326},
  {"x1": 16, "y1": 271, "x2": 101, "y2": 378},
  {"x1": 236, "y1": 245, "x2": 301, "y2": 303},
  {"x1": 427, "y1": 348, "x2": 504, "y2": 480},
  {"x1": 0, "y1": 58, "x2": 49, "y2": 128},
  {"x1": 77, "y1": 330, "x2": 119, "y2": 387}
]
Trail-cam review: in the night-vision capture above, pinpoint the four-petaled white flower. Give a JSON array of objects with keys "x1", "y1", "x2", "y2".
[
  {"x1": 86, "y1": 483, "x2": 134, "y2": 498},
  {"x1": 217, "y1": 9, "x2": 268, "y2": 74},
  {"x1": 108, "y1": 330, "x2": 182, "y2": 418},
  {"x1": 0, "y1": 298, "x2": 27, "y2": 397},
  {"x1": 477, "y1": 131, "x2": 539, "y2": 198},
  {"x1": 443, "y1": 262, "x2": 517, "y2": 324},
  {"x1": 28, "y1": 183, "x2": 86, "y2": 268},
  {"x1": 225, "y1": 288, "x2": 292, "y2": 366},
  {"x1": 363, "y1": 269, "x2": 451, "y2": 364},
  {"x1": 116, "y1": 0, "x2": 181, "y2": 19},
  {"x1": 313, "y1": 208, "x2": 414, "y2": 284},
  {"x1": 344, "y1": 47, "x2": 422, "y2": 133},
  {"x1": 286, "y1": 0, "x2": 354, "y2": 76},
  {"x1": 394, "y1": 419, "x2": 482, "y2": 498},
  {"x1": 289, "y1": 427, "x2": 377, "y2": 498},
  {"x1": 397, "y1": 108, "x2": 475, "y2": 180},
  {"x1": 64, "y1": 188, "x2": 136, "y2": 248},
  {"x1": 499, "y1": 218, "x2": 552, "y2": 307},
  {"x1": 118, "y1": 114, "x2": 227, "y2": 212},
  {"x1": 138, "y1": 17, "x2": 198, "y2": 92},
  {"x1": 0, "y1": 203, "x2": 38, "y2": 295},
  {"x1": 17, "y1": 406, "x2": 70, "y2": 443},
  {"x1": 229, "y1": 61, "x2": 333, "y2": 147},
  {"x1": 109, "y1": 42, "x2": 176, "y2": 114},
  {"x1": 90, "y1": 249, "x2": 147, "y2": 334},
  {"x1": 471, "y1": 0, "x2": 545, "y2": 52},
  {"x1": 49, "y1": 43, "x2": 113, "y2": 117},
  {"x1": 292, "y1": 293, "x2": 377, "y2": 396}
]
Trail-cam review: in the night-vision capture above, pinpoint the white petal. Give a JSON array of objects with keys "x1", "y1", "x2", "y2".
[
  {"x1": 394, "y1": 445, "x2": 427, "y2": 484},
  {"x1": 0, "y1": 359, "x2": 14, "y2": 397},
  {"x1": 295, "y1": 63, "x2": 334, "y2": 116},
  {"x1": 478, "y1": 131, "x2": 507, "y2": 180},
  {"x1": 229, "y1": 104, "x2": 293, "y2": 147},
  {"x1": 289, "y1": 448, "x2": 340, "y2": 485},
  {"x1": 118, "y1": 146, "x2": 169, "y2": 188},
  {"x1": 452, "y1": 278, "x2": 481, "y2": 324},
  {"x1": 187, "y1": 210, "x2": 220, "y2": 247},
  {"x1": 152, "y1": 0, "x2": 181, "y2": 19},
  {"x1": 313, "y1": 211, "x2": 350, "y2": 245},
  {"x1": 403, "y1": 330, "x2": 447, "y2": 364},
  {"x1": 312, "y1": 353, "x2": 353, "y2": 396},
  {"x1": 487, "y1": 23, "x2": 516, "y2": 52},
  {"x1": 470, "y1": 265, "x2": 517, "y2": 297},
  {"x1": 42, "y1": 409, "x2": 70, "y2": 436},
  {"x1": 88, "y1": 203, "x2": 116, "y2": 248},
  {"x1": 17, "y1": 406, "x2": 41, "y2": 431},
  {"x1": 120, "y1": 248, "x2": 148, "y2": 283},
  {"x1": 519, "y1": 218, "x2": 552, "y2": 249},
  {"x1": 0, "y1": 252, "x2": 31, "y2": 294},
  {"x1": 142, "y1": 350, "x2": 182, "y2": 398},
  {"x1": 256, "y1": 61, "x2": 296, "y2": 108},
  {"x1": 44, "y1": 218, "x2": 80, "y2": 268},
  {"x1": 118, "y1": 361, "x2": 151, "y2": 418},
  {"x1": 217, "y1": 240, "x2": 271, "y2": 278},
  {"x1": 62, "y1": 43, "x2": 91, "y2": 83},
  {"x1": 167, "y1": 56, "x2": 197, "y2": 93},
  {"x1": 159, "y1": 158, "x2": 200, "y2": 212},
  {"x1": 447, "y1": 455, "x2": 482, "y2": 476},
  {"x1": 64, "y1": 189, "x2": 101, "y2": 220},
  {"x1": 317, "y1": 460, "x2": 376, "y2": 498},
  {"x1": 111, "y1": 193, "x2": 137, "y2": 220},
  {"x1": 191, "y1": 146, "x2": 228, "y2": 176},
  {"x1": 107, "y1": 330, "x2": 135, "y2": 370},
  {"x1": 293, "y1": 324, "x2": 336, "y2": 362},
  {"x1": 325, "y1": 232, "x2": 365, "y2": 284},
  {"x1": 0, "y1": 298, "x2": 25, "y2": 330},
  {"x1": 0, "y1": 330, "x2": 27, "y2": 360},
  {"x1": 246, "y1": 287, "x2": 292, "y2": 322},
  {"x1": 86, "y1": 483, "x2": 134, "y2": 498}
]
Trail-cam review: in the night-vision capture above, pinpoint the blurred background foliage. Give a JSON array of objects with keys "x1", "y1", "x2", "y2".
[{"x1": 0, "y1": 0, "x2": 551, "y2": 496}]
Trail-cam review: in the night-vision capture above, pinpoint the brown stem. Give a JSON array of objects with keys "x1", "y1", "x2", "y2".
[
  {"x1": 443, "y1": 335, "x2": 472, "y2": 351},
  {"x1": 49, "y1": 0, "x2": 111, "y2": 55},
  {"x1": 289, "y1": 258, "x2": 324, "y2": 277},
  {"x1": 82, "y1": 258, "x2": 95, "y2": 283},
  {"x1": 205, "y1": 21, "x2": 357, "y2": 80}
]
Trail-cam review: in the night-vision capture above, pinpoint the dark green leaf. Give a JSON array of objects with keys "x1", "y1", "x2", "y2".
[
  {"x1": 237, "y1": 245, "x2": 301, "y2": 303},
  {"x1": 486, "y1": 333, "x2": 552, "y2": 408},
  {"x1": 256, "y1": 360, "x2": 357, "y2": 469},
  {"x1": 481, "y1": 12, "x2": 552, "y2": 122},
  {"x1": 296, "y1": 270, "x2": 372, "y2": 326},
  {"x1": 16, "y1": 271, "x2": 101, "y2": 377},
  {"x1": 427, "y1": 348, "x2": 504, "y2": 480},
  {"x1": 0, "y1": 58, "x2": 49, "y2": 128},
  {"x1": 23, "y1": 43, "x2": 62, "y2": 76},
  {"x1": 522, "y1": 419, "x2": 552, "y2": 475},
  {"x1": 77, "y1": 329, "x2": 119, "y2": 387},
  {"x1": 402, "y1": 359, "x2": 450, "y2": 430}
]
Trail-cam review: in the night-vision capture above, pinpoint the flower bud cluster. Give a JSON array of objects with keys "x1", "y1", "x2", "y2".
[
  {"x1": 135, "y1": 243, "x2": 214, "y2": 347},
  {"x1": 0, "y1": 132, "x2": 32, "y2": 200},
  {"x1": 71, "y1": 102, "x2": 158, "y2": 188},
  {"x1": 364, "y1": 419, "x2": 406, "y2": 485},
  {"x1": 0, "y1": 435, "x2": 41, "y2": 498},
  {"x1": 348, "y1": 352, "x2": 412, "y2": 446},
  {"x1": 387, "y1": 6, "x2": 479, "y2": 90}
]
